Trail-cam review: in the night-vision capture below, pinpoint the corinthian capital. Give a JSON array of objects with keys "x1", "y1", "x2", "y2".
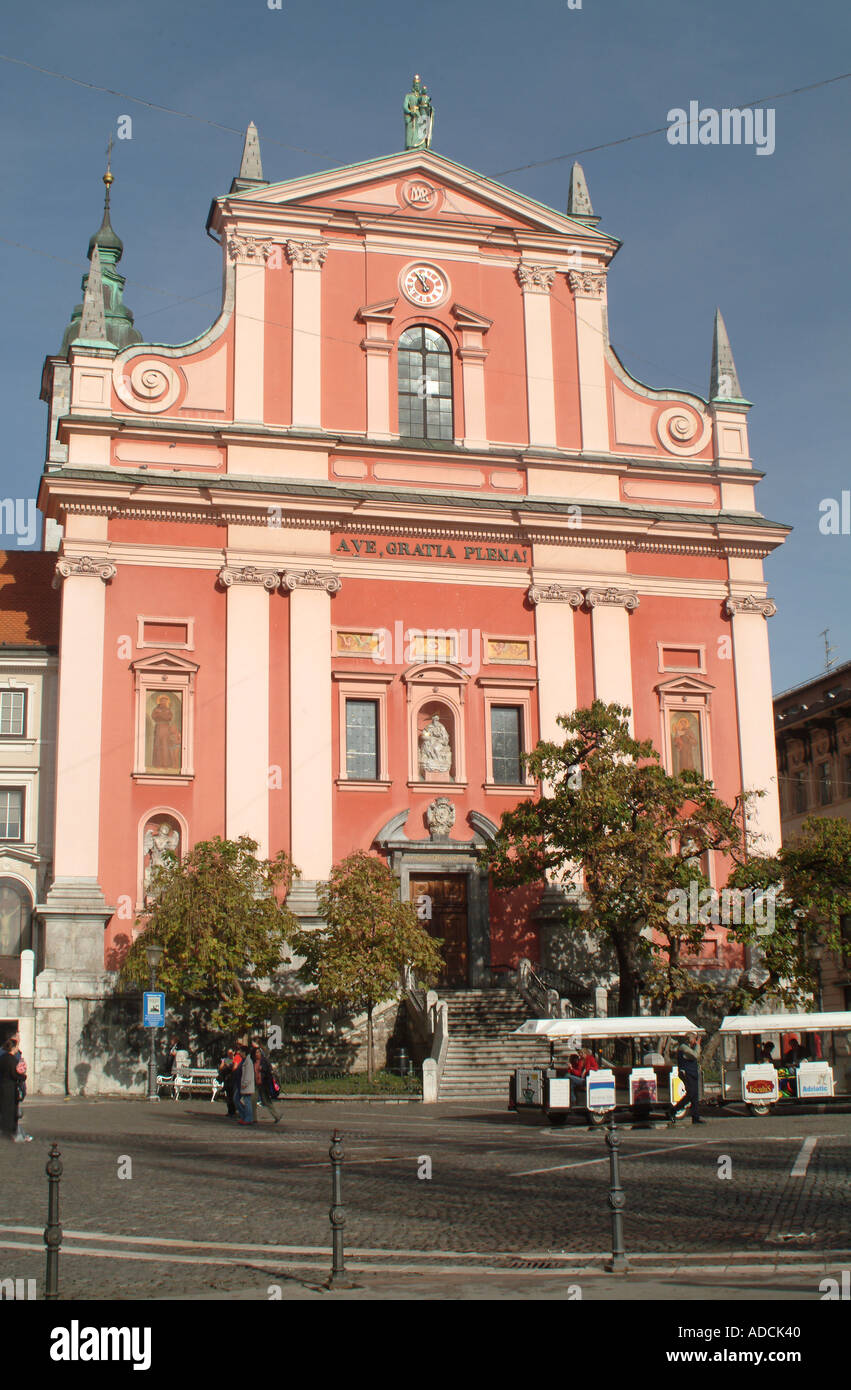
[
  {"x1": 516, "y1": 264, "x2": 556, "y2": 294},
  {"x1": 227, "y1": 234, "x2": 274, "y2": 265},
  {"x1": 218, "y1": 565, "x2": 280, "y2": 590},
  {"x1": 724, "y1": 594, "x2": 777, "y2": 618},
  {"x1": 528, "y1": 582, "x2": 584, "y2": 607},
  {"x1": 285, "y1": 239, "x2": 329, "y2": 271},
  {"x1": 585, "y1": 586, "x2": 640, "y2": 612},
  {"x1": 282, "y1": 568, "x2": 342, "y2": 594},
  {"x1": 567, "y1": 269, "x2": 607, "y2": 298},
  {"x1": 52, "y1": 555, "x2": 117, "y2": 588}
]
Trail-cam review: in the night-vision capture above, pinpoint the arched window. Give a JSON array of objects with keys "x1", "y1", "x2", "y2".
[
  {"x1": 397, "y1": 327, "x2": 453, "y2": 440},
  {"x1": 0, "y1": 878, "x2": 33, "y2": 985}
]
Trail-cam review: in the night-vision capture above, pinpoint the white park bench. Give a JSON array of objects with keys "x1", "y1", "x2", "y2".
[{"x1": 157, "y1": 1068, "x2": 223, "y2": 1102}]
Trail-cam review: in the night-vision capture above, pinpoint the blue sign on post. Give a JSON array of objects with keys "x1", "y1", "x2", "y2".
[{"x1": 143, "y1": 991, "x2": 166, "y2": 1028}]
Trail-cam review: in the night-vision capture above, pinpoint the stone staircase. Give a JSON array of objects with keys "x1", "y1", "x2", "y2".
[{"x1": 438, "y1": 987, "x2": 561, "y2": 1101}]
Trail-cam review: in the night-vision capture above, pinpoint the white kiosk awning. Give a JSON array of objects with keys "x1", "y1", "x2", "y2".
[
  {"x1": 719, "y1": 1012, "x2": 851, "y2": 1035},
  {"x1": 512, "y1": 1016, "x2": 702, "y2": 1038}
]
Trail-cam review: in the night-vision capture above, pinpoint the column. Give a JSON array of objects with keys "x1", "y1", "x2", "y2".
[
  {"x1": 517, "y1": 265, "x2": 557, "y2": 448},
  {"x1": 286, "y1": 239, "x2": 328, "y2": 429},
  {"x1": 725, "y1": 595, "x2": 782, "y2": 854},
  {"x1": 39, "y1": 555, "x2": 115, "y2": 974},
  {"x1": 228, "y1": 234, "x2": 272, "y2": 423},
  {"x1": 284, "y1": 569, "x2": 341, "y2": 914},
  {"x1": 528, "y1": 582, "x2": 583, "y2": 740},
  {"x1": 568, "y1": 269, "x2": 609, "y2": 454},
  {"x1": 220, "y1": 565, "x2": 278, "y2": 856},
  {"x1": 585, "y1": 586, "x2": 640, "y2": 727}
]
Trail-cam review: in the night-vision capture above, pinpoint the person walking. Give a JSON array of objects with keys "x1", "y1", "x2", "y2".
[
  {"x1": 0, "y1": 1035, "x2": 20, "y2": 1140},
  {"x1": 673, "y1": 1032, "x2": 705, "y2": 1124},
  {"x1": 9, "y1": 1035, "x2": 32, "y2": 1142},
  {"x1": 236, "y1": 1045, "x2": 256, "y2": 1125},
  {"x1": 251, "y1": 1039, "x2": 282, "y2": 1125}
]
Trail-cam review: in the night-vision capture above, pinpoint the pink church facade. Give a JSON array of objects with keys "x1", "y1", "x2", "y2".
[{"x1": 34, "y1": 133, "x2": 787, "y2": 1088}]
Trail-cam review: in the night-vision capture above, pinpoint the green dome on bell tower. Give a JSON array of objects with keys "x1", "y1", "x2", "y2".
[{"x1": 61, "y1": 158, "x2": 142, "y2": 356}]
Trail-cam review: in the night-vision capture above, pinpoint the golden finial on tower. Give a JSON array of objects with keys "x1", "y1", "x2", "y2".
[{"x1": 104, "y1": 133, "x2": 114, "y2": 191}]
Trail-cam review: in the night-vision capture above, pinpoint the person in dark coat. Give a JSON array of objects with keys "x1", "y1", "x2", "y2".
[
  {"x1": 673, "y1": 1032, "x2": 706, "y2": 1125},
  {"x1": 251, "y1": 1039, "x2": 282, "y2": 1124},
  {"x1": 218, "y1": 1049, "x2": 238, "y2": 1117},
  {"x1": 0, "y1": 1035, "x2": 20, "y2": 1139}
]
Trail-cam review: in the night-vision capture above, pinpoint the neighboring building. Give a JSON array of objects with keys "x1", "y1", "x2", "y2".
[
  {"x1": 775, "y1": 661, "x2": 851, "y2": 1010},
  {"x1": 34, "y1": 94, "x2": 788, "y2": 1092},
  {"x1": 0, "y1": 553, "x2": 58, "y2": 1081}
]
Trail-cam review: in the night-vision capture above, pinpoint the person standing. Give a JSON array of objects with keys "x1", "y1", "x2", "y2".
[
  {"x1": 218, "y1": 1048, "x2": 237, "y2": 1117},
  {"x1": 0, "y1": 1035, "x2": 20, "y2": 1140},
  {"x1": 251, "y1": 1039, "x2": 282, "y2": 1125},
  {"x1": 236, "y1": 1045, "x2": 256, "y2": 1125},
  {"x1": 673, "y1": 1032, "x2": 705, "y2": 1124}
]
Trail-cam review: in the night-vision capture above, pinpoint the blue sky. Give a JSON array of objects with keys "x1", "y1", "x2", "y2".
[{"x1": 1, "y1": 0, "x2": 848, "y2": 691}]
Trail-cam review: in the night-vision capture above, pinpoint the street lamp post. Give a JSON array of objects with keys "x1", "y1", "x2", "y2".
[
  {"x1": 145, "y1": 940, "x2": 164, "y2": 1102},
  {"x1": 811, "y1": 943, "x2": 824, "y2": 1011}
]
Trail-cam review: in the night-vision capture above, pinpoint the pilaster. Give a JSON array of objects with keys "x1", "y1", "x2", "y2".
[
  {"x1": 228, "y1": 234, "x2": 272, "y2": 424},
  {"x1": 283, "y1": 569, "x2": 341, "y2": 885},
  {"x1": 219, "y1": 564, "x2": 279, "y2": 856},
  {"x1": 286, "y1": 238, "x2": 328, "y2": 429},
  {"x1": 585, "y1": 586, "x2": 639, "y2": 725},
  {"x1": 517, "y1": 264, "x2": 557, "y2": 448},
  {"x1": 724, "y1": 594, "x2": 781, "y2": 854},
  {"x1": 568, "y1": 269, "x2": 609, "y2": 453},
  {"x1": 527, "y1": 582, "x2": 583, "y2": 739}
]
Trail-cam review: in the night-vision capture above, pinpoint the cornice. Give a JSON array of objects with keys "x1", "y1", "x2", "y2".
[{"x1": 39, "y1": 467, "x2": 789, "y2": 558}]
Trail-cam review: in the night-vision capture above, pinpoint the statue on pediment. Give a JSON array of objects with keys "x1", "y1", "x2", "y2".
[{"x1": 404, "y1": 75, "x2": 434, "y2": 150}]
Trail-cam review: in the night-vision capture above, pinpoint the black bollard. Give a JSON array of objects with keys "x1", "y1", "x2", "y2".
[
  {"x1": 326, "y1": 1131, "x2": 354, "y2": 1289},
  {"x1": 605, "y1": 1114, "x2": 628, "y2": 1273},
  {"x1": 44, "y1": 1143, "x2": 63, "y2": 1300}
]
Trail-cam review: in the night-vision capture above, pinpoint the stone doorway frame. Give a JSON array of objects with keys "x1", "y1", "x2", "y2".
[{"x1": 375, "y1": 809, "x2": 498, "y2": 988}]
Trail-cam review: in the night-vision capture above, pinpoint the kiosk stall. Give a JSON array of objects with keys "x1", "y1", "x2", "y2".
[
  {"x1": 718, "y1": 1012, "x2": 851, "y2": 1114},
  {"x1": 508, "y1": 1016, "x2": 703, "y2": 1124}
]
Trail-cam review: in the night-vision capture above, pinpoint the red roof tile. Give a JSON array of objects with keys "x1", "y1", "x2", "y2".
[{"x1": 0, "y1": 552, "x2": 60, "y2": 649}]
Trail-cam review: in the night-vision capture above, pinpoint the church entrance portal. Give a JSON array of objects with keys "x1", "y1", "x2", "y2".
[{"x1": 409, "y1": 873, "x2": 469, "y2": 987}]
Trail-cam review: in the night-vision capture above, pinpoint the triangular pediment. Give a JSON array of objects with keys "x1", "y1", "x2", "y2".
[
  {"x1": 655, "y1": 675, "x2": 715, "y2": 697},
  {"x1": 223, "y1": 149, "x2": 619, "y2": 244},
  {"x1": 130, "y1": 650, "x2": 199, "y2": 675}
]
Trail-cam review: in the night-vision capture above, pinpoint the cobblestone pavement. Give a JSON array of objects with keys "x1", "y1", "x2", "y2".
[{"x1": 1, "y1": 1099, "x2": 849, "y2": 1300}]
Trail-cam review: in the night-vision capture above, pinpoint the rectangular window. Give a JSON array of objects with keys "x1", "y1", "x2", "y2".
[
  {"x1": 818, "y1": 762, "x2": 833, "y2": 806},
  {"x1": 0, "y1": 788, "x2": 24, "y2": 840},
  {"x1": 793, "y1": 770, "x2": 808, "y2": 814},
  {"x1": 0, "y1": 691, "x2": 26, "y2": 737},
  {"x1": 346, "y1": 700, "x2": 379, "y2": 780},
  {"x1": 491, "y1": 706, "x2": 522, "y2": 784},
  {"x1": 843, "y1": 753, "x2": 851, "y2": 800}
]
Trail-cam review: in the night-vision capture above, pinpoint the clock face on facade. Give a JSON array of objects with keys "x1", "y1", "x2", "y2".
[{"x1": 401, "y1": 263, "x2": 448, "y2": 307}]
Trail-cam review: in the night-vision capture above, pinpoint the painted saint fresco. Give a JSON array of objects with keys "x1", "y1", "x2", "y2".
[
  {"x1": 145, "y1": 690, "x2": 183, "y2": 773},
  {"x1": 670, "y1": 710, "x2": 703, "y2": 775}
]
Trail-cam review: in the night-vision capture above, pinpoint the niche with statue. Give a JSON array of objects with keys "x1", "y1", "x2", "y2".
[{"x1": 417, "y1": 701, "x2": 456, "y2": 782}]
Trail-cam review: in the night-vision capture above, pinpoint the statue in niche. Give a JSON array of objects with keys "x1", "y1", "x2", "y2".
[
  {"x1": 143, "y1": 820, "x2": 180, "y2": 900},
  {"x1": 419, "y1": 713, "x2": 452, "y2": 778}
]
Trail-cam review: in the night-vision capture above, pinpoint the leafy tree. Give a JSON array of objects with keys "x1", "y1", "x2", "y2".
[
  {"x1": 293, "y1": 850, "x2": 443, "y2": 1080},
  {"x1": 121, "y1": 835, "x2": 299, "y2": 1035},
  {"x1": 482, "y1": 701, "x2": 743, "y2": 1015},
  {"x1": 726, "y1": 815, "x2": 851, "y2": 1008}
]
